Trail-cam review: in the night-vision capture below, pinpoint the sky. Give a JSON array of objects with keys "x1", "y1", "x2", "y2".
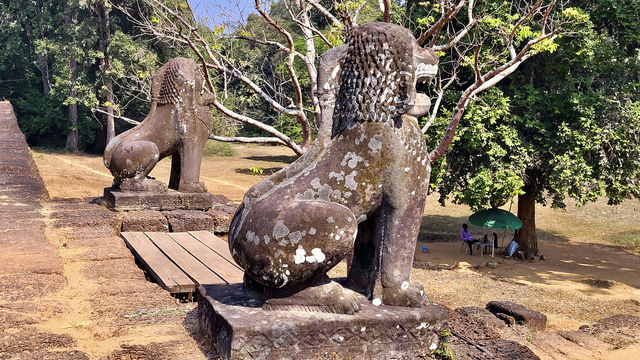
[{"x1": 187, "y1": 0, "x2": 256, "y2": 27}]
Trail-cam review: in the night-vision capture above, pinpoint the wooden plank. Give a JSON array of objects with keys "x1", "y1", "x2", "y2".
[
  {"x1": 169, "y1": 232, "x2": 244, "y2": 284},
  {"x1": 189, "y1": 231, "x2": 242, "y2": 270},
  {"x1": 121, "y1": 232, "x2": 195, "y2": 294},
  {"x1": 145, "y1": 232, "x2": 226, "y2": 285}
]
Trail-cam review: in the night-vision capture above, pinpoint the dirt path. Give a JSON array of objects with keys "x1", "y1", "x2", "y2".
[
  {"x1": 33, "y1": 144, "x2": 296, "y2": 202},
  {"x1": 0, "y1": 102, "x2": 208, "y2": 359}
]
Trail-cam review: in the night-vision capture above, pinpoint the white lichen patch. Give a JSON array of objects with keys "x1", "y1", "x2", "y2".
[
  {"x1": 288, "y1": 231, "x2": 303, "y2": 245},
  {"x1": 416, "y1": 322, "x2": 427, "y2": 330},
  {"x1": 345, "y1": 171, "x2": 358, "y2": 190},
  {"x1": 341, "y1": 152, "x2": 364, "y2": 168},
  {"x1": 327, "y1": 216, "x2": 335, "y2": 223},
  {"x1": 279, "y1": 273, "x2": 289, "y2": 287},
  {"x1": 329, "y1": 171, "x2": 345, "y2": 182},
  {"x1": 294, "y1": 247, "x2": 306, "y2": 264},
  {"x1": 309, "y1": 227, "x2": 316, "y2": 235},
  {"x1": 368, "y1": 135, "x2": 383, "y2": 154},
  {"x1": 246, "y1": 231, "x2": 260, "y2": 245},
  {"x1": 273, "y1": 220, "x2": 290, "y2": 239},
  {"x1": 372, "y1": 298, "x2": 382, "y2": 306},
  {"x1": 310, "y1": 248, "x2": 326, "y2": 262},
  {"x1": 401, "y1": 281, "x2": 409, "y2": 290}
]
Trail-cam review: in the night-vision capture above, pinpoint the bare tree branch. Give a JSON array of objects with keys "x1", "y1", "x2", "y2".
[
  {"x1": 210, "y1": 135, "x2": 286, "y2": 145},
  {"x1": 93, "y1": 107, "x2": 140, "y2": 126},
  {"x1": 307, "y1": 0, "x2": 341, "y2": 27},
  {"x1": 417, "y1": 0, "x2": 466, "y2": 45}
]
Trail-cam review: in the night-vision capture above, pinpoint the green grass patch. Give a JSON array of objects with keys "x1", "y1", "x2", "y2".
[
  {"x1": 610, "y1": 230, "x2": 640, "y2": 250},
  {"x1": 203, "y1": 140, "x2": 236, "y2": 157}
]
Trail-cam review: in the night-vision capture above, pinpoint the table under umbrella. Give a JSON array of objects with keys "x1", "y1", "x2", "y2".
[{"x1": 468, "y1": 208, "x2": 523, "y2": 260}]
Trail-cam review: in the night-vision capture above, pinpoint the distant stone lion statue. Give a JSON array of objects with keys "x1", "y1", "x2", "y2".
[
  {"x1": 103, "y1": 58, "x2": 214, "y2": 192},
  {"x1": 228, "y1": 22, "x2": 438, "y2": 314}
]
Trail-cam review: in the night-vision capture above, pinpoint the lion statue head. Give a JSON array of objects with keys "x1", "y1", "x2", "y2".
[{"x1": 332, "y1": 22, "x2": 438, "y2": 137}]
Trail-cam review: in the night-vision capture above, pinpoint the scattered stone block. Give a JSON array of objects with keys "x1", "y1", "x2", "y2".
[
  {"x1": 164, "y1": 210, "x2": 215, "y2": 232},
  {"x1": 455, "y1": 306, "x2": 507, "y2": 330},
  {"x1": 578, "y1": 314, "x2": 640, "y2": 348},
  {"x1": 120, "y1": 210, "x2": 168, "y2": 232},
  {"x1": 486, "y1": 301, "x2": 547, "y2": 331},
  {"x1": 448, "y1": 306, "x2": 540, "y2": 360},
  {"x1": 495, "y1": 313, "x2": 516, "y2": 326},
  {"x1": 104, "y1": 187, "x2": 214, "y2": 211},
  {"x1": 198, "y1": 284, "x2": 448, "y2": 360}
]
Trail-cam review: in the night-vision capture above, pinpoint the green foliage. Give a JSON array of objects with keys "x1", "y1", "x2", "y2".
[
  {"x1": 430, "y1": 329, "x2": 455, "y2": 360},
  {"x1": 428, "y1": 0, "x2": 640, "y2": 214},
  {"x1": 14, "y1": 89, "x2": 69, "y2": 148},
  {"x1": 0, "y1": 0, "x2": 184, "y2": 151},
  {"x1": 249, "y1": 166, "x2": 264, "y2": 176},
  {"x1": 272, "y1": 113, "x2": 309, "y2": 144},
  {"x1": 203, "y1": 140, "x2": 236, "y2": 157},
  {"x1": 429, "y1": 88, "x2": 526, "y2": 210}
]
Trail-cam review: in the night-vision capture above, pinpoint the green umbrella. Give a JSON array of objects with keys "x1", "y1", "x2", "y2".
[{"x1": 468, "y1": 208, "x2": 523, "y2": 230}]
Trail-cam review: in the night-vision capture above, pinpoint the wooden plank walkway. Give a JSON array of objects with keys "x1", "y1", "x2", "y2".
[{"x1": 121, "y1": 231, "x2": 244, "y2": 296}]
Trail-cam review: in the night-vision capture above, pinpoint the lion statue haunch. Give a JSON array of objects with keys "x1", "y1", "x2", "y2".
[
  {"x1": 103, "y1": 58, "x2": 214, "y2": 193},
  {"x1": 228, "y1": 22, "x2": 438, "y2": 314}
]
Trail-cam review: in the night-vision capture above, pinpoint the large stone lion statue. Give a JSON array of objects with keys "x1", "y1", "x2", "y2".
[
  {"x1": 228, "y1": 22, "x2": 438, "y2": 314},
  {"x1": 103, "y1": 58, "x2": 214, "y2": 192}
]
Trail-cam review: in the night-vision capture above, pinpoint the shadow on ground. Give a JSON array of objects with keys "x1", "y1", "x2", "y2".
[{"x1": 243, "y1": 154, "x2": 297, "y2": 164}]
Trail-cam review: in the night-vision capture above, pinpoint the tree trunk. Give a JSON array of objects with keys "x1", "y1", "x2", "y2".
[
  {"x1": 66, "y1": 55, "x2": 79, "y2": 152},
  {"x1": 106, "y1": 83, "x2": 114, "y2": 144},
  {"x1": 65, "y1": 7, "x2": 78, "y2": 153},
  {"x1": 37, "y1": 53, "x2": 51, "y2": 94},
  {"x1": 95, "y1": 0, "x2": 115, "y2": 145},
  {"x1": 516, "y1": 191, "x2": 538, "y2": 259}
]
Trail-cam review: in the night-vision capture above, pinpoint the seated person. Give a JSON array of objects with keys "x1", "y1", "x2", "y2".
[{"x1": 460, "y1": 223, "x2": 477, "y2": 255}]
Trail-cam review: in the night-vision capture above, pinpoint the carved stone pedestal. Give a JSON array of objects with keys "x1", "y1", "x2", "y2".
[
  {"x1": 198, "y1": 284, "x2": 448, "y2": 360},
  {"x1": 103, "y1": 187, "x2": 214, "y2": 211}
]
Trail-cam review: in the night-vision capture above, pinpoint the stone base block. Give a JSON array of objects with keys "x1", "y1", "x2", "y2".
[
  {"x1": 120, "y1": 210, "x2": 169, "y2": 232},
  {"x1": 104, "y1": 187, "x2": 214, "y2": 211},
  {"x1": 165, "y1": 210, "x2": 215, "y2": 232},
  {"x1": 198, "y1": 284, "x2": 448, "y2": 360}
]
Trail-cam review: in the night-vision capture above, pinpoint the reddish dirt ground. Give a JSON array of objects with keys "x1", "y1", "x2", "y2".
[{"x1": 0, "y1": 102, "x2": 210, "y2": 359}]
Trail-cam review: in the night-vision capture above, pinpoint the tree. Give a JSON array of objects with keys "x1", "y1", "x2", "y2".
[
  {"x1": 95, "y1": 0, "x2": 116, "y2": 144},
  {"x1": 429, "y1": 0, "x2": 640, "y2": 258},
  {"x1": 0, "y1": 0, "x2": 172, "y2": 151},
  {"x1": 117, "y1": 0, "x2": 581, "y2": 160}
]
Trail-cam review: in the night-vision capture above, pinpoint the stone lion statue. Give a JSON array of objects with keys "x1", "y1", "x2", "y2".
[
  {"x1": 103, "y1": 58, "x2": 214, "y2": 192},
  {"x1": 228, "y1": 22, "x2": 438, "y2": 314}
]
